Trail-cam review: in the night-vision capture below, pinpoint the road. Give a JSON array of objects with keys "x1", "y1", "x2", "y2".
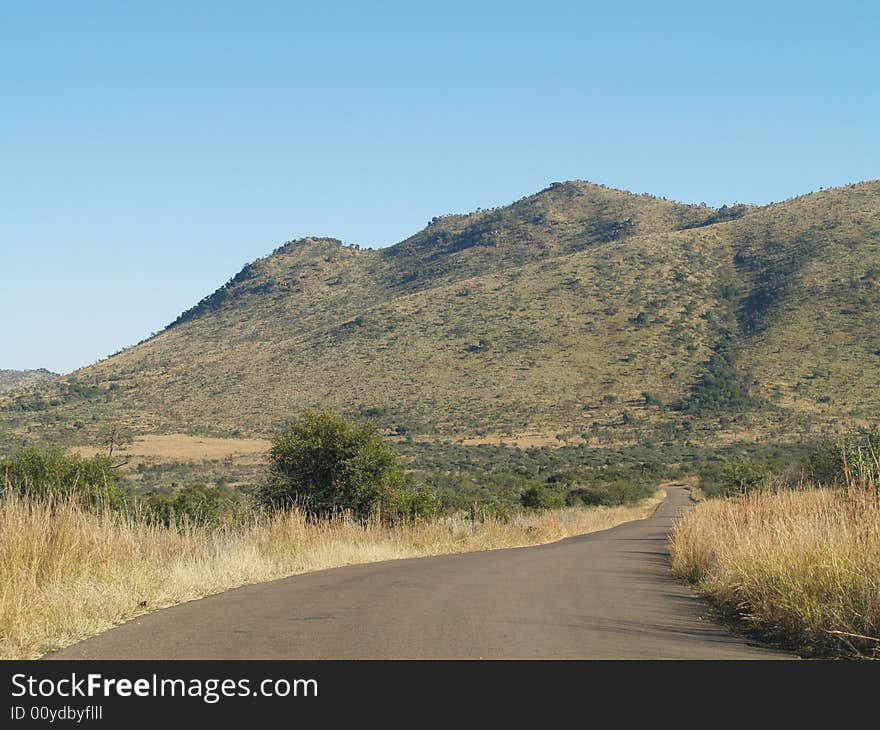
[{"x1": 50, "y1": 486, "x2": 788, "y2": 659}]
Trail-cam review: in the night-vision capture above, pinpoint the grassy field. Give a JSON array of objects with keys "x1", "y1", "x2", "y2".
[
  {"x1": 670, "y1": 480, "x2": 879, "y2": 657},
  {"x1": 0, "y1": 488, "x2": 663, "y2": 660}
]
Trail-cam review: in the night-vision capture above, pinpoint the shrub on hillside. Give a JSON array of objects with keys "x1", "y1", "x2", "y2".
[
  {"x1": 0, "y1": 448, "x2": 128, "y2": 510},
  {"x1": 679, "y1": 329, "x2": 756, "y2": 415}
]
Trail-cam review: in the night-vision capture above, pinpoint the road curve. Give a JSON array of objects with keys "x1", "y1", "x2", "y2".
[{"x1": 50, "y1": 487, "x2": 789, "y2": 659}]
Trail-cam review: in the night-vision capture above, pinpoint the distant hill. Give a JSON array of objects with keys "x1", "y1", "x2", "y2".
[
  {"x1": 0, "y1": 369, "x2": 59, "y2": 394},
  {"x1": 1, "y1": 179, "x2": 878, "y2": 451}
]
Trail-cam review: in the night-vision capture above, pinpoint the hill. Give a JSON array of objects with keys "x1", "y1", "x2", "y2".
[
  {"x1": 1, "y1": 180, "x2": 878, "y2": 459},
  {"x1": 0, "y1": 369, "x2": 59, "y2": 394}
]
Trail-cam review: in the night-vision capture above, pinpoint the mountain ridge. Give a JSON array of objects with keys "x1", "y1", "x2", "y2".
[
  {"x1": 2, "y1": 178, "x2": 878, "y2": 452},
  {"x1": 0, "y1": 369, "x2": 59, "y2": 394}
]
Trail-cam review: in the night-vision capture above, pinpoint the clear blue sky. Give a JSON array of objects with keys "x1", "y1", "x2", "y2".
[{"x1": 2, "y1": 1, "x2": 878, "y2": 374}]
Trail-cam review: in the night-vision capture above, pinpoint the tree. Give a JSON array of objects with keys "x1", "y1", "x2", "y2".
[
  {"x1": 142, "y1": 485, "x2": 230, "y2": 527},
  {"x1": 0, "y1": 447, "x2": 128, "y2": 510},
  {"x1": 261, "y1": 411, "x2": 423, "y2": 520},
  {"x1": 520, "y1": 484, "x2": 565, "y2": 510},
  {"x1": 96, "y1": 424, "x2": 133, "y2": 468}
]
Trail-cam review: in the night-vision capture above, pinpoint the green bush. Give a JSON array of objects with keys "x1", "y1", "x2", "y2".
[
  {"x1": 697, "y1": 459, "x2": 771, "y2": 497},
  {"x1": 565, "y1": 479, "x2": 654, "y2": 507},
  {"x1": 262, "y1": 411, "x2": 436, "y2": 521},
  {"x1": 0, "y1": 447, "x2": 128, "y2": 510},
  {"x1": 383, "y1": 483, "x2": 442, "y2": 523},
  {"x1": 141, "y1": 485, "x2": 232, "y2": 527},
  {"x1": 805, "y1": 427, "x2": 880, "y2": 486},
  {"x1": 520, "y1": 484, "x2": 565, "y2": 509},
  {"x1": 720, "y1": 460, "x2": 769, "y2": 492},
  {"x1": 564, "y1": 487, "x2": 607, "y2": 506}
]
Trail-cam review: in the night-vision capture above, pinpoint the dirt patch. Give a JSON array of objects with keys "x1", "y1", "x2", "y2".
[{"x1": 71, "y1": 434, "x2": 270, "y2": 463}]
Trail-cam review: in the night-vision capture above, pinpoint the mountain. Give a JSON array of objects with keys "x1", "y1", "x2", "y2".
[
  {"x1": 1, "y1": 179, "x2": 878, "y2": 453},
  {"x1": 0, "y1": 369, "x2": 59, "y2": 394}
]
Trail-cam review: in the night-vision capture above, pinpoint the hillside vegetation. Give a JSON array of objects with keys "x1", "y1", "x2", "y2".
[
  {"x1": 0, "y1": 369, "x2": 58, "y2": 394},
  {"x1": 1, "y1": 180, "x2": 878, "y2": 453}
]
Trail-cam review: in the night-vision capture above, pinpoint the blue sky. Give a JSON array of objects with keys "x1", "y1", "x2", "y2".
[{"x1": 2, "y1": 1, "x2": 878, "y2": 373}]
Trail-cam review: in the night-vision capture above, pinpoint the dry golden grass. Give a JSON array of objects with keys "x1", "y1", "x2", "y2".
[
  {"x1": 71, "y1": 434, "x2": 270, "y2": 462},
  {"x1": 0, "y1": 490, "x2": 663, "y2": 660},
  {"x1": 670, "y1": 482, "x2": 880, "y2": 657}
]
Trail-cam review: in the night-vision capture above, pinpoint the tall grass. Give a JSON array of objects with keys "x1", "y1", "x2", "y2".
[
  {"x1": 0, "y1": 489, "x2": 663, "y2": 659},
  {"x1": 670, "y1": 473, "x2": 880, "y2": 658}
]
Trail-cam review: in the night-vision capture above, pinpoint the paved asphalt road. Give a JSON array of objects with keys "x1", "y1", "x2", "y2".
[{"x1": 50, "y1": 486, "x2": 789, "y2": 659}]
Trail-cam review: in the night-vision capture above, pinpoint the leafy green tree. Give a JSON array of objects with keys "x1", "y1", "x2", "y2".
[
  {"x1": 0, "y1": 447, "x2": 128, "y2": 510},
  {"x1": 141, "y1": 485, "x2": 230, "y2": 526},
  {"x1": 384, "y1": 483, "x2": 442, "y2": 522},
  {"x1": 520, "y1": 484, "x2": 565, "y2": 510},
  {"x1": 262, "y1": 411, "x2": 431, "y2": 521}
]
